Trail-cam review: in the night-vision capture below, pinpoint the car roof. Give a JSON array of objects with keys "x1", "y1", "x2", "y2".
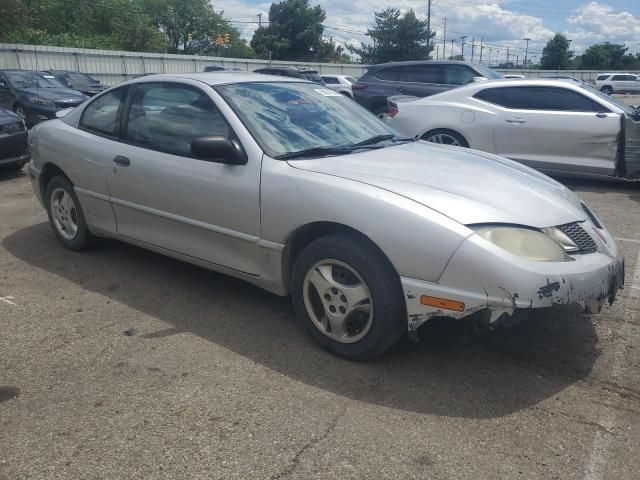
[
  {"x1": 427, "y1": 78, "x2": 591, "y2": 98},
  {"x1": 365, "y1": 60, "x2": 480, "y2": 70},
  {"x1": 125, "y1": 72, "x2": 307, "y2": 86}
]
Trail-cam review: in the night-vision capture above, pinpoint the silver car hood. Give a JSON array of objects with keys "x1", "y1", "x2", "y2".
[{"x1": 288, "y1": 142, "x2": 586, "y2": 228}]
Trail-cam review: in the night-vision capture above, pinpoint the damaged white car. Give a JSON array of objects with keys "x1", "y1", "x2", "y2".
[
  {"x1": 387, "y1": 78, "x2": 640, "y2": 180},
  {"x1": 27, "y1": 74, "x2": 624, "y2": 360}
]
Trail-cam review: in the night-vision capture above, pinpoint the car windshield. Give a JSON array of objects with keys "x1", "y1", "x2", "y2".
[
  {"x1": 473, "y1": 64, "x2": 503, "y2": 79},
  {"x1": 580, "y1": 83, "x2": 635, "y2": 114},
  {"x1": 216, "y1": 82, "x2": 400, "y2": 158},
  {"x1": 64, "y1": 72, "x2": 99, "y2": 85},
  {"x1": 6, "y1": 71, "x2": 65, "y2": 89}
]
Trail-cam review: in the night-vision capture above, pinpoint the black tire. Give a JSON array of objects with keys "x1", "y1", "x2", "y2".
[
  {"x1": 601, "y1": 86, "x2": 613, "y2": 95},
  {"x1": 422, "y1": 128, "x2": 469, "y2": 148},
  {"x1": 291, "y1": 233, "x2": 406, "y2": 360},
  {"x1": 45, "y1": 175, "x2": 94, "y2": 250}
]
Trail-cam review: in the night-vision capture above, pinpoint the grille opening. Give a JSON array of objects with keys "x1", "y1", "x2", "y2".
[{"x1": 557, "y1": 222, "x2": 597, "y2": 254}]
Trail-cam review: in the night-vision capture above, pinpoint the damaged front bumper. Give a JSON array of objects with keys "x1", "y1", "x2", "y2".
[{"x1": 402, "y1": 222, "x2": 624, "y2": 332}]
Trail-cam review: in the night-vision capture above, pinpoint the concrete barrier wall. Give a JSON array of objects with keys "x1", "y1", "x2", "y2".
[{"x1": 1, "y1": 44, "x2": 639, "y2": 86}]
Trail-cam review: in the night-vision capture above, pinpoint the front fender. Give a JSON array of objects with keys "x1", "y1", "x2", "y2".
[{"x1": 260, "y1": 157, "x2": 472, "y2": 283}]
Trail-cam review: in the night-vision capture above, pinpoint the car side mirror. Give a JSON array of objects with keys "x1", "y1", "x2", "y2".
[{"x1": 191, "y1": 136, "x2": 247, "y2": 165}]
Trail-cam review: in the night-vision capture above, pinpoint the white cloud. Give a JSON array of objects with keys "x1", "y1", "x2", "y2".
[{"x1": 213, "y1": 0, "x2": 640, "y2": 61}]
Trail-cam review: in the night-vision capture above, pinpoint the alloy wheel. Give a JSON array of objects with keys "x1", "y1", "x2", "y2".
[
  {"x1": 302, "y1": 259, "x2": 374, "y2": 344},
  {"x1": 425, "y1": 133, "x2": 461, "y2": 146},
  {"x1": 50, "y1": 188, "x2": 79, "y2": 240}
]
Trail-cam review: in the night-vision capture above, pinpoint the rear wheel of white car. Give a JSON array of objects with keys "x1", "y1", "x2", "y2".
[
  {"x1": 291, "y1": 234, "x2": 406, "y2": 360},
  {"x1": 601, "y1": 85, "x2": 613, "y2": 95},
  {"x1": 422, "y1": 129, "x2": 469, "y2": 147},
  {"x1": 45, "y1": 176, "x2": 94, "y2": 250}
]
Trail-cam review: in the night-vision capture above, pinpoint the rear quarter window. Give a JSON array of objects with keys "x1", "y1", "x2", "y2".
[
  {"x1": 373, "y1": 67, "x2": 404, "y2": 82},
  {"x1": 474, "y1": 86, "x2": 606, "y2": 112}
]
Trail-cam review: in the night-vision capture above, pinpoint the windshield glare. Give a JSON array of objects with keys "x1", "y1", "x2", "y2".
[
  {"x1": 473, "y1": 64, "x2": 503, "y2": 79},
  {"x1": 6, "y1": 71, "x2": 65, "y2": 89},
  {"x1": 216, "y1": 82, "x2": 398, "y2": 158}
]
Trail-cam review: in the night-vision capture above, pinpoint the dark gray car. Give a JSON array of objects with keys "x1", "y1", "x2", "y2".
[
  {"x1": 352, "y1": 60, "x2": 503, "y2": 117},
  {"x1": 0, "y1": 108, "x2": 29, "y2": 172}
]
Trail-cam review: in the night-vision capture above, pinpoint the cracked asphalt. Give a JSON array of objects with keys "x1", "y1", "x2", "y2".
[{"x1": 1, "y1": 168, "x2": 639, "y2": 479}]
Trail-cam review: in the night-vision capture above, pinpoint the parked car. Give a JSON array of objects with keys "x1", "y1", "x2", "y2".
[
  {"x1": 0, "y1": 108, "x2": 29, "y2": 172},
  {"x1": 204, "y1": 66, "x2": 242, "y2": 72},
  {"x1": 45, "y1": 70, "x2": 106, "y2": 97},
  {"x1": 352, "y1": 60, "x2": 503, "y2": 117},
  {"x1": 0, "y1": 70, "x2": 88, "y2": 127},
  {"x1": 321, "y1": 74, "x2": 358, "y2": 97},
  {"x1": 27, "y1": 73, "x2": 623, "y2": 359},
  {"x1": 254, "y1": 66, "x2": 324, "y2": 84},
  {"x1": 387, "y1": 78, "x2": 640, "y2": 180},
  {"x1": 595, "y1": 73, "x2": 640, "y2": 95},
  {"x1": 503, "y1": 74, "x2": 526, "y2": 79}
]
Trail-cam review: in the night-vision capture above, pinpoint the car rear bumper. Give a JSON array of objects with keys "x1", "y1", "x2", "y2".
[{"x1": 401, "y1": 232, "x2": 624, "y2": 332}]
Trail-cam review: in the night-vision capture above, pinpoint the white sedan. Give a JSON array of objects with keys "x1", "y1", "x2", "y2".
[{"x1": 387, "y1": 78, "x2": 640, "y2": 180}]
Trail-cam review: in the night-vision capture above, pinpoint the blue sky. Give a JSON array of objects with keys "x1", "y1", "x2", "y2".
[{"x1": 214, "y1": 1, "x2": 640, "y2": 62}]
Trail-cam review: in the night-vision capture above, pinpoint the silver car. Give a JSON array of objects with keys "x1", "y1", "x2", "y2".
[
  {"x1": 320, "y1": 75, "x2": 358, "y2": 98},
  {"x1": 27, "y1": 73, "x2": 624, "y2": 359},
  {"x1": 387, "y1": 78, "x2": 640, "y2": 180}
]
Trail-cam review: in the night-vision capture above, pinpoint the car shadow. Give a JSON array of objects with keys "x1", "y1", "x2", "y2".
[
  {"x1": 2, "y1": 223, "x2": 600, "y2": 419},
  {"x1": 0, "y1": 167, "x2": 26, "y2": 182}
]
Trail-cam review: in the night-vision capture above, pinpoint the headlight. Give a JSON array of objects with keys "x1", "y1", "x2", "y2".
[
  {"x1": 543, "y1": 227, "x2": 580, "y2": 253},
  {"x1": 473, "y1": 226, "x2": 573, "y2": 262},
  {"x1": 1, "y1": 121, "x2": 25, "y2": 134},
  {"x1": 27, "y1": 96, "x2": 56, "y2": 109}
]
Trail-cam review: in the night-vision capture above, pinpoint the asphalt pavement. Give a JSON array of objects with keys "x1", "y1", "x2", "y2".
[{"x1": 1, "y1": 169, "x2": 639, "y2": 480}]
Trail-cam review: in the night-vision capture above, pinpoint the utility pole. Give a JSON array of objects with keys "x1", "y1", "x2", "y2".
[
  {"x1": 479, "y1": 36, "x2": 484, "y2": 63},
  {"x1": 436, "y1": 45, "x2": 440, "y2": 60},
  {"x1": 460, "y1": 35, "x2": 468, "y2": 59},
  {"x1": 426, "y1": 0, "x2": 432, "y2": 56},
  {"x1": 471, "y1": 36, "x2": 475, "y2": 62},
  {"x1": 506, "y1": 46, "x2": 510, "y2": 67},
  {"x1": 488, "y1": 48, "x2": 492, "y2": 66},
  {"x1": 523, "y1": 37, "x2": 531, "y2": 69},
  {"x1": 450, "y1": 39, "x2": 455, "y2": 59},
  {"x1": 442, "y1": 17, "x2": 447, "y2": 61},
  {"x1": 257, "y1": 13, "x2": 262, "y2": 28}
]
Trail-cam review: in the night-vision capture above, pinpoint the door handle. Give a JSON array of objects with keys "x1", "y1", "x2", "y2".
[
  {"x1": 596, "y1": 112, "x2": 608, "y2": 118},
  {"x1": 505, "y1": 118, "x2": 526, "y2": 124},
  {"x1": 113, "y1": 155, "x2": 131, "y2": 167}
]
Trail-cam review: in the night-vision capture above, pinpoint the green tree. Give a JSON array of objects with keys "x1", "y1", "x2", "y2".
[
  {"x1": 574, "y1": 43, "x2": 640, "y2": 70},
  {"x1": 250, "y1": 0, "x2": 334, "y2": 61},
  {"x1": 540, "y1": 33, "x2": 573, "y2": 70},
  {"x1": 348, "y1": 8, "x2": 434, "y2": 64}
]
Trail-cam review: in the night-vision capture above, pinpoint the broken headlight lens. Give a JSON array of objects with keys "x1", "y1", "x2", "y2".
[{"x1": 473, "y1": 226, "x2": 573, "y2": 262}]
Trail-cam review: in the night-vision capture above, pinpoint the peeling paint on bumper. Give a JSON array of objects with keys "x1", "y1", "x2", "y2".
[{"x1": 401, "y1": 221, "x2": 624, "y2": 332}]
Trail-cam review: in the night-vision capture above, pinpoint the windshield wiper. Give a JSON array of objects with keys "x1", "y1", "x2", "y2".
[
  {"x1": 274, "y1": 145, "x2": 356, "y2": 160},
  {"x1": 351, "y1": 134, "x2": 416, "y2": 148}
]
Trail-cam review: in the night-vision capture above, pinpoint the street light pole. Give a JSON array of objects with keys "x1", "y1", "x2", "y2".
[
  {"x1": 523, "y1": 37, "x2": 531, "y2": 69},
  {"x1": 426, "y1": 0, "x2": 432, "y2": 56},
  {"x1": 460, "y1": 35, "x2": 468, "y2": 60}
]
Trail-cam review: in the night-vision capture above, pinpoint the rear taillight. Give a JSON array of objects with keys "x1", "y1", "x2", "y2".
[
  {"x1": 351, "y1": 83, "x2": 368, "y2": 90},
  {"x1": 388, "y1": 102, "x2": 399, "y2": 118}
]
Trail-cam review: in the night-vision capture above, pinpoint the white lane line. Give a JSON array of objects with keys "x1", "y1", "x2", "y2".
[
  {"x1": 615, "y1": 237, "x2": 640, "y2": 244},
  {"x1": 0, "y1": 296, "x2": 17, "y2": 306},
  {"x1": 584, "y1": 247, "x2": 640, "y2": 480}
]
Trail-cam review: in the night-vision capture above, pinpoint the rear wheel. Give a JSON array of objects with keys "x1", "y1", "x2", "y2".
[
  {"x1": 601, "y1": 85, "x2": 613, "y2": 95},
  {"x1": 291, "y1": 234, "x2": 406, "y2": 360},
  {"x1": 45, "y1": 176, "x2": 94, "y2": 250},
  {"x1": 422, "y1": 129, "x2": 469, "y2": 148}
]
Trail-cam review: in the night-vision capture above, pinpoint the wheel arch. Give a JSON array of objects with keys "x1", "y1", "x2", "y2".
[
  {"x1": 420, "y1": 127, "x2": 470, "y2": 148},
  {"x1": 39, "y1": 163, "x2": 72, "y2": 206},
  {"x1": 281, "y1": 221, "x2": 401, "y2": 294}
]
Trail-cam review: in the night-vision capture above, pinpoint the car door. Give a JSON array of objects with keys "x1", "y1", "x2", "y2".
[
  {"x1": 107, "y1": 80, "x2": 263, "y2": 275},
  {"x1": 627, "y1": 75, "x2": 640, "y2": 93},
  {"x1": 399, "y1": 64, "x2": 446, "y2": 97},
  {"x1": 478, "y1": 86, "x2": 619, "y2": 175},
  {"x1": 610, "y1": 75, "x2": 628, "y2": 93}
]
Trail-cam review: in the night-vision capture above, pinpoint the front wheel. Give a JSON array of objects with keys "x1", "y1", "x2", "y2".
[
  {"x1": 422, "y1": 129, "x2": 469, "y2": 148},
  {"x1": 45, "y1": 176, "x2": 94, "y2": 250},
  {"x1": 291, "y1": 234, "x2": 406, "y2": 360}
]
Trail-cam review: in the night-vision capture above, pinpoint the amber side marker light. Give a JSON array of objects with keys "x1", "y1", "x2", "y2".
[{"x1": 420, "y1": 295, "x2": 465, "y2": 312}]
